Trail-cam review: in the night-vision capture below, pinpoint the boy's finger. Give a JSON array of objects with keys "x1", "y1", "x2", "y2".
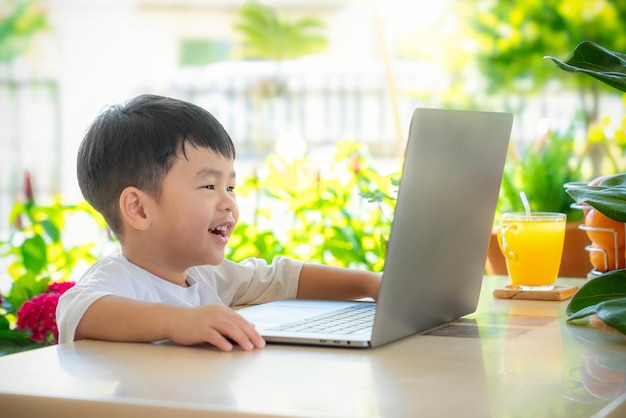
[
  {"x1": 225, "y1": 326, "x2": 256, "y2": 351},
  {"x1": 204, "y1": 328, "x2": 234, "y2": 351},
  {"x1": 232, "y1": 312, "x2": 265, "y2": 348}
]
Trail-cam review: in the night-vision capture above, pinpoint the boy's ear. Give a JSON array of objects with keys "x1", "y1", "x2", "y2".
[{"x1": 119, "y1": 187, "x2": 151, "y2": 231}]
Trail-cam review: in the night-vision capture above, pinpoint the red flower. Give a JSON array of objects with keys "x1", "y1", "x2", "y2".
[
  {"x1": 48, "y1": 281, "x2": 75, "y2": 295},
  {"x1": 16, "y1": 281, "x2": 75, "y2": 344}
]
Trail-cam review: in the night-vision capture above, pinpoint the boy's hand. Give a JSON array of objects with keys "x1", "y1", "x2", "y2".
[{"x1": 167, "y1": 305, "x2": 266, "y2": 352}]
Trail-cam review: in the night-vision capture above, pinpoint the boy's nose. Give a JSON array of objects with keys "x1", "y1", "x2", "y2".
[{"x1": 219, "y1": 194, "x2": 237, "y2": 212}]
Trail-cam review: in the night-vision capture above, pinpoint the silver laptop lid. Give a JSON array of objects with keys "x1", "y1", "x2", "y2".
[{"x1": 371, "y1": 108, "x2": 512, "y2": 347}]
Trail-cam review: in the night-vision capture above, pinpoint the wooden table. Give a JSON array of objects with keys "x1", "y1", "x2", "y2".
[{"x1": 1, "y1": 276, "x2": 625, "y2": 417}]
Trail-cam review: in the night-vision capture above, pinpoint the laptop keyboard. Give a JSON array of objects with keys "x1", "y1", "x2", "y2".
[{"x1": 268, "y1": 304, "x2": 376, "y2": 335}]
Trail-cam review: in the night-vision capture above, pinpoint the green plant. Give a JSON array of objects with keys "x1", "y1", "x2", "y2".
[
  {"x1": 463, "y1": 4, "x2": 626, "y2": 178},
  {"x1": 228, "y1": 141, "x2": 399, "y2": 272},
  {"x1": 497, "y1": 127, "x2": 584, "y2": 221},
  {"x1": 232, "y1": 0, "x2": 328, "y2": 61},
  {"x1": 0, "y1": 173, "x2": 110, "y2": 355},
  {"x1": 549, "y1": 41, "x2": 626, "y2": 337},
  {"x1": 0, "y1": 0, "x2": 47, "y2": 63}
]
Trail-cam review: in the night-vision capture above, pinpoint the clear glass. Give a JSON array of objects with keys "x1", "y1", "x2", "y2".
[{"x1": 497, "y1": 212, "x2": 567, "y2": 291}]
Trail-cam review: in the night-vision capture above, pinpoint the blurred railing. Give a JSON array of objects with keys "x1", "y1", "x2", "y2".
[
  {"x1": 170, "y1": 60, "x2": 434, "y2": 157},
  {"x1": 0, "y1": 75, "x2": 61, "y2": 238}
]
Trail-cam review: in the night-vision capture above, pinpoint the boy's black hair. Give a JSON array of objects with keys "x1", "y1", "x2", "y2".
[{"x1": 77, "y1": 94, "x2": 236, "y2": 239}]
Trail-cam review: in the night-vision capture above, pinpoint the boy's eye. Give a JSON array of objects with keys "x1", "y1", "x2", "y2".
[{"x1": 202, "y1": 185, "x2": 235, "y2": 192}]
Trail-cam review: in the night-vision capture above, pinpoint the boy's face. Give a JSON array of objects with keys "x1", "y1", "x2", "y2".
[{"x1": 145, "y1": 145, "x2": 239, "y2": 269}]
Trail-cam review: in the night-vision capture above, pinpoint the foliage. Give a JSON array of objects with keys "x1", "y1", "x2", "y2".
[
  {"x1": 0, "y1": 173, "x2": 109, "y2": 355},
  {"x1": 546, "y1": 41, "x2": 626, "y2": 176},
  {"x1": 232, "y1": 0, "x2": 328, "y2": 61},
  {"x1": 462, "y1": 0, "x2": 626, "y2": 96},
  {"x1": 557, "y1": 42, "x2": 626, "y2": 337},
  {"x1": 227, "y1": 141, "x2": 400, "y2": 272},
  {"x1": 497, "y1": 127, "x2": 583, "y2": 221},
  {"x1": 545, "y1": 41, "x2": 626, "y2": 93},
  {"x1": 568, "y1": 173, "x2": 626, "y2": 222},
  {"x1": 459, "y1": 1, "x2": 626, "y2": 178},
  {"x1": 566, "y1": 270, "x2": 626, "y2": 336},
  {"x1": 0, "y1": 0, "x2": 47, "y2": 63}
]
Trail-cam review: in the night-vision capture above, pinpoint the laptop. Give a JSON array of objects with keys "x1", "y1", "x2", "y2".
[{"x1": 238, "y1": 108, "x2": 513, "y2": 348}]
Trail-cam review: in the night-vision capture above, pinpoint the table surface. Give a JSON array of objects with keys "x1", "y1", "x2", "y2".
[{"x1": 1, "y1": 276, "x2": 626, "y2": 418}]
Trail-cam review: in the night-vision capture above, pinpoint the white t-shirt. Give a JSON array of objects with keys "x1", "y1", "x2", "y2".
[{"x1": 56, "y1": 254, "x2": 303, "y2": 344}]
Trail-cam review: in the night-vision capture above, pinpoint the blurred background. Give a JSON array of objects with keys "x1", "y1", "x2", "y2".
[{"x1": 2, "y1": 0, "x2": 626, "y2": 237}]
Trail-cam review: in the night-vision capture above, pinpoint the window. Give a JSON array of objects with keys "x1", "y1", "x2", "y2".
[{"x1": 179, "y1": 39, "x2": 231, "y2": 66}]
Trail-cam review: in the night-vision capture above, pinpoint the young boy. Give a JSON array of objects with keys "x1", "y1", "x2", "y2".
[{"x1": 56, "y1": 94, "x2": 381, "y2": 352}]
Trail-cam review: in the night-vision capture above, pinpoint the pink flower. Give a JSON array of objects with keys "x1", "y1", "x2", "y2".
[
  {"x1": 16, "y1": 281, "x2": 74, "y2": 344},
  {"x1": 47, "y1": 281, "x2": 75, "y2": 295},
  {"x1": 17, "y1": 293, "x2": 61, "y2": 343}
]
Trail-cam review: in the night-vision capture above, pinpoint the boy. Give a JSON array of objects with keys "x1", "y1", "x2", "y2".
[{"x1": 56, "y1": 94, "x2": 381, "y2": 352}]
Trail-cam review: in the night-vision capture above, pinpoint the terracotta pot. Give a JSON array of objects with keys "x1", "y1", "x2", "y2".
[{"x1": 485, "y1": 221, "x2": 592, "y2": 278}]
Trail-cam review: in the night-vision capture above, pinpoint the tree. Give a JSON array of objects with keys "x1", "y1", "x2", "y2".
[
  {"x1": 232, "y1": 0, "x2": 328, "y2": 61},
  {"x1": 464, "y1": 0, "x2": 626, "y2": 97},
  {"x1": 0, "y1": 0, "x2": 47, "y2": 63}
]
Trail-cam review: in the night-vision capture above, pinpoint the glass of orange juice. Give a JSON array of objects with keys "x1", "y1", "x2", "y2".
[{"x1": 497, "y1": 212, "x2": 567, "y2": 290}]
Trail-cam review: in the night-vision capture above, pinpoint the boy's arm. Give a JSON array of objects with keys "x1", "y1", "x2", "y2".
[
  {"x1": 74, "y1": 295, "x2": 265, "y2": 351},
  {"x1": 296, "y1": 264, "x2": 381, "y2": 301}
]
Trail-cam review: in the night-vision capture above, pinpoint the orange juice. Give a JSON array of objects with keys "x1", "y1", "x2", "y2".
[{"x1": 497, "y1": 212, "x2": 566, "y2": 290}]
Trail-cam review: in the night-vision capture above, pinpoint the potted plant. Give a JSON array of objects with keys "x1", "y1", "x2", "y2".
[
  {"x1": 546, "y1": 40, "x2": 626, "y2": 337},
  {"x1": 486, "y1": 127, "x2": 590, "y2": 277}
]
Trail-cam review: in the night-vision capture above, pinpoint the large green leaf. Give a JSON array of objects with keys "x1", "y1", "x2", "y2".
[
  {"x1": 566, "y1": 270, "x2": 626, "y2": 316},
  {"x1": 596, "y1": 298, "x2": 626, "y2": 334},
  {"x1": 566, "y1": 173, "x2": 626, "y2": 222},
  {"x1": 566, "y1": 187, "x2": 626, "y2": 221},
  {"x1": 567, "y1": 298, "x2": 626, "y2": 336},
  {"x1": 545, "y1": 40, "x2": 626, "y2": 92}
]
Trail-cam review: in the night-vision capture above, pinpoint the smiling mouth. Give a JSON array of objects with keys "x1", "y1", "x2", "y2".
[{"x1": 209, "y1": 224, "x2": 230, "y2": 238}]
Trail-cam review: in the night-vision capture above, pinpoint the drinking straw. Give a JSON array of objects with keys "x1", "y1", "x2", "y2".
[{"x1": 519, "y1": 191, "x2": 531, "y2": 219}]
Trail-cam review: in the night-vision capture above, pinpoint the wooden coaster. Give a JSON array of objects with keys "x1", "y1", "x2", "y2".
[{"x1": 493, "y1": 285, "x2": 579, "y2": 301}]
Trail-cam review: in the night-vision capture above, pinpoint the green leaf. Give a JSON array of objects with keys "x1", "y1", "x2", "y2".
[
  {"x1": 7, "y1": 273, "x2": 50, "y2": 312},
  {"x1": 0, "y1": 330, "x2": 43, "y2": 355},
  {"x1": 21, "y1": 234, "x2": 47, "y2": 273},
  {"x1": 566, "y1": 270, "x2": 626, "y2": 316},
  {"x1": 545, "y1": 41, "x2": 626, "y2": 93},
  {"x1": 599, "y1": 173, "x2": 626, "y2": 188},
  {"x1": 359, "y1": 190, "x2": 389, "y2": 203},
  {"x1": 566, "y1": 185, "x2": 626, "y2": 222},
  {"x1": 0, "y1": 315, "x2": 10, "y2": 331},
  {"x1": 566, "y1": 304, "x2": 599, "y2": 322},
  {"x1": 39, "y1": 218, "x2": 61, "y2": 243},
  {"x1": 596, "y1": 298, "x2": 626, "y2": 335}
]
